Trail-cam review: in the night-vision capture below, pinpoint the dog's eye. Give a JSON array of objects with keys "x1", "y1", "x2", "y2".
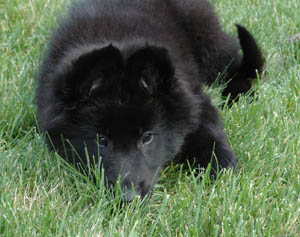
[
  {"x1": 142, "y1": 132, "x2": 153, "y2": 145},
  {"x1": 98, "y1": 136, "x2": 108, "y2": 147}
]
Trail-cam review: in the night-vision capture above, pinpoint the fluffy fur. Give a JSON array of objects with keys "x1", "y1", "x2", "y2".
[{"x1": 37, "y1": 0, "x2": 264, "y2": 201}]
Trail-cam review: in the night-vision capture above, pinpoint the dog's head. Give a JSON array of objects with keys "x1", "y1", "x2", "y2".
[{"x1": 39, "y1": 44, "x2": 198, "y2": 200}]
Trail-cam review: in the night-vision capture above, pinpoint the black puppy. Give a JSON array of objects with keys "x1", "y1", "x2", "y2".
[{"x1": 37, "y1": 0, "x2": 264, "y2": 201}]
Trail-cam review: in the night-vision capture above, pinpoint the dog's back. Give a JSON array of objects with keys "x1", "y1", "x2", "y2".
[{"x1": 40, "y1": 0, "x2": 263, "y2": 103}]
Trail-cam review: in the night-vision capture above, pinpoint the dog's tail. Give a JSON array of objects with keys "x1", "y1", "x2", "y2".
[
  {"x1": 222, "y1": 25, "x2": 264, "y2": 102},
  {"x1": 236, "y1": 24, "x2": 264, "y2": 78}
]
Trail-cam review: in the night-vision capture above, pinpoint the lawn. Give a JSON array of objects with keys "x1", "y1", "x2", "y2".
[{"x1": 0, "y1": 0, "x2": 299, "y2": 236}]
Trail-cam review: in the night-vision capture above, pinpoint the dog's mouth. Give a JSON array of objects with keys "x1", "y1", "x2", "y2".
[
  {"x1": 122, "y1": 181, "x2": 151, "y2": 202},
  {"x1": 123, "y1": 188, "x2": 142, "y2": 202},
  {"x1": 107, "y1": 180, "x2": 151, "y2": 202}
]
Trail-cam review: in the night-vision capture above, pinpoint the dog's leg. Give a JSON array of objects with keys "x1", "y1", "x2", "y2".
[
  {"x1": 171, "y1": 1, "x2": 264, "y2": 103},
  {"x1": 179, "y1": 94, "x2": 238, "y2": 176}
]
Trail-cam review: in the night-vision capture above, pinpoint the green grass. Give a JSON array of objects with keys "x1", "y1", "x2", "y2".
[{"x1": 1, "y1": 0, "x2": 300, "y2": 236}]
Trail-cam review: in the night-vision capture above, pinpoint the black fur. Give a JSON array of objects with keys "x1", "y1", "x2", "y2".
[{"x1": 37, "y1": 0, "x2": 264, "y2": 200}]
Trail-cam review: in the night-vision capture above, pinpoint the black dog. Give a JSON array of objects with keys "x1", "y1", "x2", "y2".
[{"x1": 37, "y1": 0, "x2": 264, "y2": 201}]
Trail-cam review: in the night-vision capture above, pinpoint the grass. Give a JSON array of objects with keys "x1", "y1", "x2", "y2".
[{"x1": 1, "y1": 0, "x2": 300, "y2": 236}]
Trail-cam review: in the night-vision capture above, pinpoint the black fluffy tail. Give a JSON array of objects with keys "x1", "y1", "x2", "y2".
[
  {"x1": 222, "y1": 25, "x2": 264, "y2": 103},
  {"x1": 236, "y1": 24, "x2": 264, "y2": 77}
]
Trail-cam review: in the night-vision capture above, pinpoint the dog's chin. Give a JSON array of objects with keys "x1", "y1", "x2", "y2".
[
  {"x1": 123, "y1": 189, "x2": 142, "y2": 202},
  {"x1": 126, "y1": 186, "x2": 152, "y2": 202},
  {"x1": 120, "y1": 184, "x2": 153, "y2": 202},
  {"x1": 106, "y1": 181, "x2": 152, "y2": 202}
]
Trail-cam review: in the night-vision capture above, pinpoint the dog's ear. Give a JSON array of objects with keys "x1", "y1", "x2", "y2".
[
  {"x1": 60, "y1": 45, "x2": 123, "y2": 105},
  {"x1": 127, "y1": 46, "x2": 175, "y2": 95}
]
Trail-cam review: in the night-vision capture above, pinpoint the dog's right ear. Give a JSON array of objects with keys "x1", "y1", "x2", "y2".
[
  {"x1": 126, "y1": 46, "x2": 175, "y2": 96},
  {"x1": 58, "y1": 45, "x2": 123, "y2": 106}
]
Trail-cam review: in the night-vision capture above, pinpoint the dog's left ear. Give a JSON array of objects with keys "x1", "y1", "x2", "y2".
[{"x1": 127, "y1": 46, "x2": 175, "y2": 95}]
